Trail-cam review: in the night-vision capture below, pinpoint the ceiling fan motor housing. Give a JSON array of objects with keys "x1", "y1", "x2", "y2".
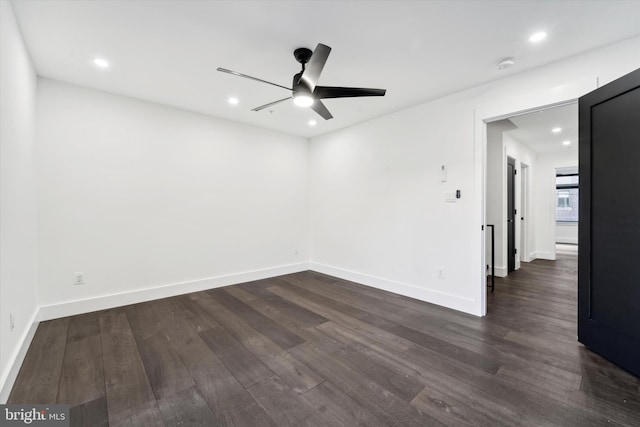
[{"x1": 293, "y1": 47, "x2": 313, "y2": 65}]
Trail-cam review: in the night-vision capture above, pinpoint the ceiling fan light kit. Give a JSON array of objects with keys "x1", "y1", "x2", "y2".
[
  {"x1": 217, "y1": 43, "x2": 386, "y2": 120},
  {"x1": 293, "y1": 95, "x2": 314, "y2": 107}
]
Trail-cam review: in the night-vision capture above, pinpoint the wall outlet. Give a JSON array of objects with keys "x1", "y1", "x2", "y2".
[
  {"x1": 9, "y1": 313, "x2": 15, "y2": 331},
  {"x1": 437, "y1": 267, "x2": 445, "y2": 279},
  {"x1": 74, "y1": 272, "x2": 85, "y2": 285},
  {"x1": 294, "y1": 247, "x2": 299, "y2": 256}
]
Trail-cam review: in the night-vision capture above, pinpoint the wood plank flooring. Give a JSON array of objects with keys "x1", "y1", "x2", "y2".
[{"x1": 9, "y1": 248, "x2": 640, "y2": 426}]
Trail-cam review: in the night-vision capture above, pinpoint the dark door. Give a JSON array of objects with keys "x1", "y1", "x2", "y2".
[
  {"x1": 507, "y1": 157, "x2": 516, "y2": 273},
  {"x1": 578, "y1": 68, "x2": 640, "y2": 377}
]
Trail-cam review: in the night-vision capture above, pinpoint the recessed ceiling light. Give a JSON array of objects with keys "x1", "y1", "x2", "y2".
[
  {"x1": 93, "y1": 58, "x2": 109, "y2": 68},
  {"x1": 228, "y1": 97, "x2": 239, "y2": 105},
  {"x1": 308, "y1": 120, "x2": 317, "y2": 126},
  {"x1": 293, "y1": 95, "x2": 314, "y2": 108},
  {"x1": 529, "y1": 32, "x2": 547, "y2": 43},
  {"x1": 562, "y1": 140, "x2": 571, "y2": 146},
  {"x1": 552, "y1": 127, "x2": 562, "y2": 133}
]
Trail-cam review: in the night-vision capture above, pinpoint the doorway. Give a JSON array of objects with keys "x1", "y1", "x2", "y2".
[
  {"x1": 476, "y1": 72, "x2": 603, "y2": 317},
  {"x1": 484, "y1": 102, "x2": 579, "y2": 309}
]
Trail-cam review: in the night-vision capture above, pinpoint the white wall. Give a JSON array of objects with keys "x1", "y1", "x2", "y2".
[
  {"x1": 36, "y1": 79, "x2": 310, "y2": 317},
  {"x1": 485, "y1": 122, "x2": 504, "y2": 275},
  {"x1": 486, "y1": 120, "x2": 519, "y2": 277},
  {"x1": 310, "y1": 36, "x2": 640, "y2": 316},
  {"x1": 459, "y1": 122, "x2": 536, "y2": 278},
  {"x1": 533, "y1": 149, "x2": 579, "y2": 258},
  {"x1": 557, "y1": 223, "x2": 578, "y2": 244},
  {"x1": 310, "y1": 93, "x2": 479, "y2": 313},
  {"x1": 486, "y1": 124, "x2": 538, "y2": 275},
  {"x1": 0, "y1": 0, "x2": 39, "y2": 402},
  {"x1": 504, "y1": 133, "x2": 537, "y2": 269}
]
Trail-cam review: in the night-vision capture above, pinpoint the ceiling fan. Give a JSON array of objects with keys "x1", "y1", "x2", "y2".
[{"x1": 217, "y1": 43, "x2": 386, "y2": 120}]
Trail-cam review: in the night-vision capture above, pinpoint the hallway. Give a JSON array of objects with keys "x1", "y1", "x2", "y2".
[{"x1": 487, "y1": 244, "x2": 640, "y2": 425}]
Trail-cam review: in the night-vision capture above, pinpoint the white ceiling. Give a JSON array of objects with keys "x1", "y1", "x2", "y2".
[
  {"x1": 506, "y1": 103, "x2": 579, "y2": 154},
  {"x1": 11, "y1": 0, "x2": 640, "y2": 138}
]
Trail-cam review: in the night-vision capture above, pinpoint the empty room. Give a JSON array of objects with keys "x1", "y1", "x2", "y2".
[{"x1": 1, "y1": 0, "x2": 640, "y2": 426}]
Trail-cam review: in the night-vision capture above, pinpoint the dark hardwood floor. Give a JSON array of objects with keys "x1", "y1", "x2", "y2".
[{"x1": 9, "y1": 248, "x2": 640, "y2": 426}]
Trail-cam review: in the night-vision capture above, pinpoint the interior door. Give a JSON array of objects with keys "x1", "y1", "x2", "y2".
[
  {"x1": 578, "y1": 68, "x2": 640, "y2": 377},
  {"x1": 520, "y1": 164, "x2": 528, "y2": 262},
  {"x1": 507, "y1": 157, "x2": 516, "y2": 273}
]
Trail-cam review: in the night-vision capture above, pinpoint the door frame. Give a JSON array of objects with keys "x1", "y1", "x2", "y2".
[{"x1": 475, "y1": 77, "x2": 597, "y2": 316}]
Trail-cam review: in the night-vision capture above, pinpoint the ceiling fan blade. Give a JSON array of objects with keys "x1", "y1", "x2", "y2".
[
  {"x1": 299, "y1": 44, "x2": 331, "y2": 92},
  {"x1": 311, "y1": 100, "x2": 333, "y2": 120},
  {"x1": 251, "y1": 97, "x2": 292, "y2": 111},
  {"x1": 217, "y1": 68, "x2": 292, "y2": 91},
  {"x1": 314, "y1": 86, "x2": 386, "y2": 99}
]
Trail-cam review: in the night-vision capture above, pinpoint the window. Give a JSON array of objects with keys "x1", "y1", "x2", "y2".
[
  {"x1": 557, "y1": 191, "x2": 570, "y2": 208},
  {"x1": 556, "y1": 174, "x2": 579, "y2": 222}
]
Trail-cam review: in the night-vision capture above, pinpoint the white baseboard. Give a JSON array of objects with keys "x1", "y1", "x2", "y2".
[
  {"x1": 309, "y1": 262, "x2": 480, "y2": 316},
  {"x1": 557, "y1": 238, "x2": 578, "y2": 244},
  {"x1": 534, "y1": 251, "x2": 556, "y2": 260},
  {"x1": 38, "y1": 262, "x2": 309, "y2": 321},
  {"x1": 494, "y1": 266, "x2": 508, "y2": 277},
  {"x1": 528, "y1": 252, "x2": 538, "y2": 262},
  {"x1": 486, "y1": 265, "x2": 507, "y2": 277},
  {"x1": 2, "y1": 263, "x2": 309, "y2": 402},
  {"x1": 0, "y1": 308, "x2": 40, "y2": 403}
]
